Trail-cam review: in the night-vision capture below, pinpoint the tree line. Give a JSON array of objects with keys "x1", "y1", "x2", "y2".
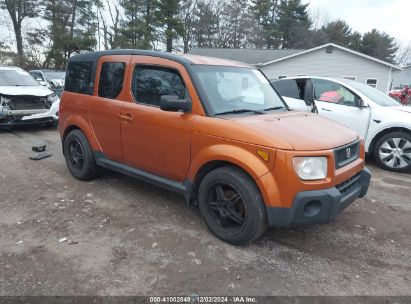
[{"x1": 0, "y1": 0, "x2": 405, "y2": 70}]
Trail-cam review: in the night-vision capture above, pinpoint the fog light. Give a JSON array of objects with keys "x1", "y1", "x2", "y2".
[{"x1": 303, "y1": 200, "x2": 321, "y2": 217}]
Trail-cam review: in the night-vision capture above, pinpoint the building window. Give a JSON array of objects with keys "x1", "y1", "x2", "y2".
[
  {"x1": 131, "y1": 65, "x2": 186, "y2": 107},
  {"x1": 278, "y1": 75, "x2": 287, "y2": 79},
  {"x1": 366, "y1": 78, "x2": 378, "y2": 88},
  {"x1": 98, "y1": 62, "x2": 126, "y2": 99},
  {"x1": 342, "y1": 76, "x2": 357, "y2": 81}
]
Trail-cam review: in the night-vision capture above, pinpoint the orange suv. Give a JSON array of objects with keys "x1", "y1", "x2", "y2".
[{"x1": 59, "y1": 50, "x2": 371, "y2": 245}]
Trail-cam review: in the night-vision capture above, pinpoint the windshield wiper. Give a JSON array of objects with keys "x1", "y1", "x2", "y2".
[
  {"x1": 215, "y1": 109, "x2": 266, "y2": 116},
  {"x1": 263, "y1": 106, "x2": 289, "y2": 111}
]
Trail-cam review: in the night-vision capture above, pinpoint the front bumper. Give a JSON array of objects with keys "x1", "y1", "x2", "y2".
[
  {"x1": 0, "y1": 100, "x2": 59, "y2": 128},
  {"x1": 266, "y1": 168, "x2": 371, "y2": 227}
]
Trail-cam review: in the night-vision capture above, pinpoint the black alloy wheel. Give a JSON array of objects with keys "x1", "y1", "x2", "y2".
[
  {"x1": 198, "y1": 166, "x2": 267, "y2": 245},
  {"x1": 63, "y1": 129, "x2": 97, "y2": 180},
  {"x1": 205, "y1": 183, "x2": 247, "y2": 235},
  {"x1": 67, "y1": 138, "x2": 85, "y2": 171}
]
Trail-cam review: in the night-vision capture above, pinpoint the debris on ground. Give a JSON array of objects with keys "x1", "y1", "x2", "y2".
[
  {"x1": 30, "y1": 143, "x2": 52, "y2": 160},
  {"x1": 30, "y1": 151, "x2": 52, "y2": 160},
  {"x1": 58, "y1": 237, "x2": 67, "y2": 243},
  {"x1": 32, "y1": 143, "x2": 47, "y2": 152},
  {"x1": 15, "y1": 240, "x2": 24, "y2": 245}
]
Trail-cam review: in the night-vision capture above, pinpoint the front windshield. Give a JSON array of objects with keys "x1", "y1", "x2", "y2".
[
  {"x1": 0, "y1": 69, "x2": 40, "y2": 86},
  {"x1": 192, "y1": 66, "x2": 286, "y2": 115},
  {"x1": 342, "y1": 79, "x2": 399, "y2": 107}
]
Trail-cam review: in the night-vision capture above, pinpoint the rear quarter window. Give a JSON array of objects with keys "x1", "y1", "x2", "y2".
[{"x1": 65, "y1": 61, "x2": 93, "y2": 94}]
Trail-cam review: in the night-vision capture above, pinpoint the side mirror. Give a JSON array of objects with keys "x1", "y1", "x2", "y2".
[
  {"x1": 160, "y1": 95, "x2": 191, "y2": 112},
  {"x1": 358, "y1": 98, "x2": 367, "y2": 108},
  {"x1": 304, "y1": 81, "x2": 315, "y2": 106}
]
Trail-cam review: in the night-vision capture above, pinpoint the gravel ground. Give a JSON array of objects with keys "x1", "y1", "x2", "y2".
[{"x1": 0, "y1": 126, "x2": 410, "y2": 296}]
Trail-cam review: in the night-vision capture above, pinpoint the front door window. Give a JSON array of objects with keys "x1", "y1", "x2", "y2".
[{"x1": 312, "y1": 78, "x2": 359, "y2": 107}]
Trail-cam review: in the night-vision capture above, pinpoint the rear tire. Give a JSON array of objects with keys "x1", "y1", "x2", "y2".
[
  {"x1": 63, "y1": 129, "x2": 97, "y2": 180},
  {"x1": 198, "y1": 166, "x2": 267, "y2": 246},
  {"x1": 373, "y1": 131, "x2": 411, "y2": 173}
]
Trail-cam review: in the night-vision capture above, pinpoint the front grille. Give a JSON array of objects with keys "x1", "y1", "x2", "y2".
[
  {"x1": 2, "y1": 95, "x2": 49, "y2": 111},
  {"x1": 334, "y1": 140, "x2": 359, "y2": 169},
  {"x1": 336, "y1": 172, "x2": 361, "y2": 194}
]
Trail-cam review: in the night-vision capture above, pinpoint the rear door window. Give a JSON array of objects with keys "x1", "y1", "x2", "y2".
[
  {"x1": 131, "y1": 65, "x2": 186, "y2": 107},
  {"x1": 65, "y1": 62, "x2": 93, "y2": 94},
  {"x1": 273, "y1": 79, "x2": 304, "y2": 100},
  {"x1": 98, "y1": 62, "x2": 126, "y2": 99}
]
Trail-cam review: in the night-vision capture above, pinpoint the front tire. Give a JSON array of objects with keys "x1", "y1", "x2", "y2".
[
  {"x1": 198, "y1": 166, "x2": 267, "y2": 246},
  {"x1": 374, "y1": 131, "x2": 411, "y2": 172},
  {"x1": 63, "y1": 130, "x2": 97, "y2": 180}
]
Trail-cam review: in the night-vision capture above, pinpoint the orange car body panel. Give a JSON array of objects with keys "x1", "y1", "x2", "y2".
[
  {"x1": 60, "y1": 51, "x2": 366, "y2": 211},
  {"x1": 59, "y1": 92, "x2": 101, "y2": 153}
]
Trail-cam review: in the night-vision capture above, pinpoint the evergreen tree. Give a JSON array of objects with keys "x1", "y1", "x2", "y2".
[
  {"x1": 193, "y1": 1, "x2": 218, "y2": 48},
  {"x1": 277, "y1": 0, "x2": 310, "y2": 48},
  {"x1": 43, "y1": 0, "x2": 100, "y2": 69},
  {"x1": 118, "y1": 0, "x2": 158, "y2": 49},
  {"x1": 250, "y1": 0, "x2": 280, "y2": 49},
  {"x1": 360, "y1": 29, "x2": 398, "y2": 63},
  {"x1": 221, "y1": 0, "x2": 254, "y2": 48},
  {"x1": 348, "y1": 31, "x2": 362, "y2": 51},
  {"x1": 156, "y1": 0, "x2": 183, "y2": 52},
  {"x1": 322, "y1": 20, "x2": 352, "y2": 47}
]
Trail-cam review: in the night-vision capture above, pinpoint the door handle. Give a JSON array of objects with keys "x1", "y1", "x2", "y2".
[
  {"x1": 321, "y1": 108, "x2": 332, "y2": 112},
  {"x1": 119, "y1": 113, "x2": 133, "y2": 122}
]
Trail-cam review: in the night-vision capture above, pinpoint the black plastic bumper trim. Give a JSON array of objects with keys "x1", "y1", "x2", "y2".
[{"x1": 266, "y1": 168, "x2": 371, "y2": 227}]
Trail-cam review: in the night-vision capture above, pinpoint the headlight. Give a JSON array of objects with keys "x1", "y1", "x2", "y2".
[
  {"x1": 47, "y1": 93, "x2": 59, "y2": 103},
  {"x1": 293, "y1": 157, "x2": 327, "y2": 180}
]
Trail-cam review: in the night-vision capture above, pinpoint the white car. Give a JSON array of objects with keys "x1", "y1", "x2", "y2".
[
  {"x1": 272, "y1": 76, "x2": 411, "y2": 172},
  {"x1": 29, "y1": 70, "x2": 65, "y2": 89},
  {"x1": 0, "y1": 66, "x2": 59, "y2": 128}
]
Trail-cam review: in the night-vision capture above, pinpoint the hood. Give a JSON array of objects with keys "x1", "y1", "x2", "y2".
[
  {"x1": 227, "y1": 111, "x2": 359, "y2": 151},
  {"x1": 0, "y1": 86, "x2": 53, "y2": 97},
  {"x1": 388, "y1": 106, "x2": 411, "y2": 114}
]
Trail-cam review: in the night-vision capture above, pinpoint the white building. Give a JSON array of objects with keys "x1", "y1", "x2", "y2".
[{"x1": 392, "y1": 65, "x2": 411, "y2": 89}]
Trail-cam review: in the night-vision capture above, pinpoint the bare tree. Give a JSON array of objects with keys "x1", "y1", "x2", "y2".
[
  {"x1": 100, "y1": 0, "x2": 120, "y2": 50},
  {"x1": 0, "y1": 0, "x2": 40, "y2": 65},
  {"x1": 181, "y1": 0, "x2": 197, "y2": 53},
  {"x1": 397, "y1": 43, "x2": 411, "y2": 67}
]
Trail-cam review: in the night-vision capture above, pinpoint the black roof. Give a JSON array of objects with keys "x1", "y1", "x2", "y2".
[{"x1": 68, "y1": 49, "x2": 193, "y2": 66}]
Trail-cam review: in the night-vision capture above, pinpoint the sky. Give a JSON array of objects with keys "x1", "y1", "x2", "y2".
[{"x1": 305, "y1": 0, "x2": 411, "y2": 46}]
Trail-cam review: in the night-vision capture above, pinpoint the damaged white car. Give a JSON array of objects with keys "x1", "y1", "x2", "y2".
[{"x1": 0, "y1": 66, "x2": 59, "y2": 128}]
